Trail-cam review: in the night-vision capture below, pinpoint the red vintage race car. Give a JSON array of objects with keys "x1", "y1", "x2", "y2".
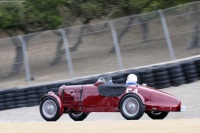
[{"x1": 39, "y1": 77, "x2": 186, "y2": 121}]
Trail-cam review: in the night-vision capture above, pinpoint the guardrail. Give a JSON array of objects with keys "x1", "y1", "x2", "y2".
[{"x1": 0, "y1": 56, "x2": 200, "y2": 111}]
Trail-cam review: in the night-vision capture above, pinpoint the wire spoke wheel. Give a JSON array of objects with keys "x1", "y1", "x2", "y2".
[
  {"x1": 123, "y1": 97, "x2": 139, "y2": 117},
  {"x1": 42, "y1": 99, "x2": 57, "y2": 118},
  {"x1": 120, "y1": 94, "x2": 145, "y2": 120},
  {"x1": 40, "y1": 97, "x2": 61, "y2": 121}
]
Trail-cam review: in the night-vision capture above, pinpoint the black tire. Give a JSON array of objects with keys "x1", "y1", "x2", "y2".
[
  {"x1": 196, "y1": 63, "x2": 200, "y2": 68},
  {"x1": 166, "y1": 64, "x2": 180, "y2": 70},
  {"x1": 0, "y1": 102, "x2": 5, "y2": 109},
  {"x1": 147, "y1": 82, "x2": 157, "y2": 88},
  {"x1": 16, "y1": 99, "x2": 27, "y2": 105},
  {"x1": 15, "y1": 96, "x2": 26, "y2": 101},
  {"x1": 120, "y1": 94, "x2": 145, "y2": 120},
  {"x1": 156, "y1": 80, "x2": 171, "y2": 85},
  {"x1": 4, "y1": 101, "x2": 16, "y2": 106},
  {"x1": 140, "y1": 73, "x2": 154, "y2": 79},
  {"x1": 27, "y1": 102, "x2": 38, "y2": 107},
  {"x1": 153, "y1": 67, "x2": 167, "y2": 73},
  {"x1": 156, "y1": 83, "x2": 171, "y2": 89},
  {"x1": 171, "y1": 77, "x2": 185, "y2": 82},
  {"x1": 181, "y1": 61, "x2": 195, "y2": 67},
  {"x1": 168, "y1": 68, "x2": 182, "y2": 74},
  {"x1": 5, "y1": 104, "x2": 18, "y2": 110},
  {"x1": 141, "y1": 77, "x2": 155, "y2": 83},
  {"x1": 172, "y1": 81, "x2": 185, "y2": 86},
  {"x1": 0, "y1": 105, "x2": 5, "y2": 110},
  {"x1": 154, "y1": 71, "x2": 168, "y2": 77},
  {"x1": 4, "y1": 93, "x2": 15, "y2": 98},
  {"x1": 171, "y1": 76, "x2": 186, "y2": 86},
  {"x1": 0, "y1": 98, "x2": 4, "y2": 103},
  {"x1": 185, "y1": 73, "x2": 198, "y2": 79},
  {"x1": 185, "y1": 77, "x2": 199, "y2": 84},
  {"x1": 146, "y1": 111, "x2": 169, "y2": 119},
  {"x1": 4, "y1": 97, "x2": 15, "y2": 102},
  {"x1": 182, "y1": 65, "x2": 196, "y2": 71},
  {"x1": 155, "y1": 75, "x2": 169, "y2": 81},
  {"x1": 26, "y1": 90, "x2": 37, "y2": 95},
  {"x1": 27, "y1": 98, "x2": 40, "y2": 104},
  {"x1": 183, "y1": 69, "x2": 197, "y2": 75},
  {"x1": 16, "y1": 104, "x2": 27, "y2": 108},
  {"x1": 15, "y1": 92, "x2": 26, "y2": 97},
  {"x1": 169, "y1": 72, "x2": 184, "y2": 79},
  {"x1": 68, "y1": 112, "x2": 89, "y2": 121},
  {"x1": 115, "y1": 77, "x2": 127, "y2": 84},
  {"x1": 26, "y1": 94, "x2": 39, "y2": 99},
  {"x1": 36, "y1": 89, "x2": 49, "y2": 94},
  {"x1": 40, "y1": 96, "x2": 61, "y2": 121}
]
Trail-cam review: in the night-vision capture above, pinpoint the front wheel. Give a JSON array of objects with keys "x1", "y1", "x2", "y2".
[
  {"x1": 68, "y1": 112, "x2": 89, "y2": 121},
  {"x1": 146, "y1": 111, "x2": 169, "y2": 119},
  {"x1": 40, "y1": 96, "x2": 61, "y2": 121},
  {"x1": 120, "y1": 94, "x2": 145, "y2": 120}
]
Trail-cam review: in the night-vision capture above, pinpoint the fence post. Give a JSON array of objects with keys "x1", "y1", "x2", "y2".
[
  {"x1": 159, "y1": 10, "x2": 176, "y2": 60},
  {"x1": 109, "y1": 21, "x2": 124, "y2": 70},
  {"x1": 59, "y1": 29, "x2": 75, "y2": 78},
  {"x1": 18, "y1": 36, "x2": 32, "y2": 81}
]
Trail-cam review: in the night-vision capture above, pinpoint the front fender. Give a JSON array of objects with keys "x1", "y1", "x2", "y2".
[
  {"x1": 120, "y1": 92, "x2": 146, "y2": 106},
  {"x1": 129, "y1": 92, "x2": 145, "y2": 104},
  {"x1": 125, "y1": 87, "x2": 146, "y2": 104},
  {"x1": 41, "y1": 91, "x2": 64, "y2": 116}
]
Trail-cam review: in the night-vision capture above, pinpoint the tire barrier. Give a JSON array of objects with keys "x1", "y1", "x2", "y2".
[
  {"x1": 167, "y1": 64, "x2": 186, "y2": 86},
  {"x1": 0, "y1": 57, "x2": 200, "y2": 111},
  {"x1": 152, "y1": 66, "x2": 171, "y2": 89},
  {"x1": 181, "y1": 61, "x2": 199, "y2": 84}
]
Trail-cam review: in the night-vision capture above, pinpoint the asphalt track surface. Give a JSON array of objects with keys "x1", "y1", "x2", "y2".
[
  {"x1": 0, "y1": 81, "x2": 200, "y2": 132},
  {"x1": 0, "y1": 119, "x2": 200, "y2": 133}
]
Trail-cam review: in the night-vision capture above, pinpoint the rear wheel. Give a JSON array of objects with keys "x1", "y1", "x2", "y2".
[
  {"x1": 146, "y1": 111, "x2": 169, "y2": 119},
  {"x1": 40, "y1": 96, "x2": 61, "y2": 121},
  {"x1": 68, "y1": 112, "x2": 89, "y2": 121},
  {"x1": 120, "y1": 94, "x2": 145, "y2": 120}
]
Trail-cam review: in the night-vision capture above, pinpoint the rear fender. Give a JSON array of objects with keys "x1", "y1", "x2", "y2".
[
  {"x1": 119, "y1": 93, "x2": 146, "y2": 108},
  {"x1": 41, "y1": 91, "x2": 64, "y2": 116}
]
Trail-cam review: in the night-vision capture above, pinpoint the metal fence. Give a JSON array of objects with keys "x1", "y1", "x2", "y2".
[{"x1": 0, "y1": 1, "x2": 200, "y2": 89}]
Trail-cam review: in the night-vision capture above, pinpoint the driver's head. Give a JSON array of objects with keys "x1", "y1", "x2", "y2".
[
  {"x1": 97, "y1": 77, "x2": 106, "y2": 83},
  {"x1": 126, "y1": 74, "x2": 137, "y2": 85}
]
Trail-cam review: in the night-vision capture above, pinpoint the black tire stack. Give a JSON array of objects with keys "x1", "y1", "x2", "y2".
[
  {"x1": 1, "y1": 57, "x2": 200, "y2": 111},
  {"x1": 0, "y1": 85, "x2": 59, "y2": 111},
  {"x1": 139, "y1": 69, "x2": 156, "y2": 88},
  {"x1": 167, "y1": 64, "x2": 186, "y2": 86},
  {"x1": 153, "y1": 66, "x2": 171, "y2": 89},
  {"x1": 0, "y1": 88, "x2": 26, "y2": 110},
  {"x1": 111, "y1": 71, "x2": 127, "y2": 84},
  {"x1": 195, "y1": 58, "x2": 200, "y2": 79},
  {"x1": 181, "y1": 61, "x2": 199, "y2": 84},
  {"x1": 110, "y1": 70, "x2": 127, "y2": 84}
]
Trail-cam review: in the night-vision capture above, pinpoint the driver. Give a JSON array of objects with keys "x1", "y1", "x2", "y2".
[
  {"x1": 97, "y1": 77, "x2": 106, "y2": 83},
  {"x1": 96, "y1": 76, "x2": 114, "y2": 84},
  {"x1": 126, "y1": 74, "x2": 138, "y2": 85}
]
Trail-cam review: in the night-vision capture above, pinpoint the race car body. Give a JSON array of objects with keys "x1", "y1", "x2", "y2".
[{"x1": 40, "y1": 78, "x2": 186, "y2": 121}]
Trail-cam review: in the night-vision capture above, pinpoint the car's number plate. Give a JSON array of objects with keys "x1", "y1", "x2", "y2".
[{"x1": 181, "y1": 105, "x2": 186, "y2": 112}]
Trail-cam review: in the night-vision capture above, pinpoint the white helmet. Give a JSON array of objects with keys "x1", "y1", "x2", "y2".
[
  {"x1": 126, "y1": 74, "x2": 137, "y2": 84},
  {"x1": 97, "y1": 77, "x2": 106, "y2": 83}
]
